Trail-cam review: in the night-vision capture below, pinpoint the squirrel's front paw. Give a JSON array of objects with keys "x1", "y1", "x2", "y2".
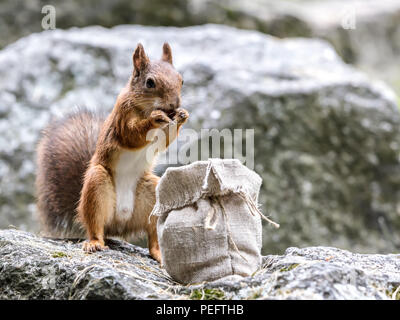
[
  {"x1": 174, "y1": 108, "x2": 189, "y2": 124},
  {"x1": 150, "y1": 110, "x2": 171, "y2": 128}
]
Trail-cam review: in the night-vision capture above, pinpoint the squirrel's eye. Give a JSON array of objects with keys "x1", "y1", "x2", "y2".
[
  {"x1": 181, "y1": 79, "x2": 184, "y2": 86},
  {"x1": 146, "y1": 78, "x2": 156, "y2": 89}
]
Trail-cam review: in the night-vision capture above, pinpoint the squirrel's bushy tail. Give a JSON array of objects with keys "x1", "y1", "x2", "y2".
[{"x1": 35, "y1": 109, "x2": 105, "y2": 238}]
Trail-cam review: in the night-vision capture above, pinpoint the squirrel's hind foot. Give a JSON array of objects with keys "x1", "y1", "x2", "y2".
[{"x1": 82, "y1": 240, "x2": 109, "y2": 253}]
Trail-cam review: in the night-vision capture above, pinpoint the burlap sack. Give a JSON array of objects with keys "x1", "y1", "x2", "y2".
[{"x1": 151, "y1": 158, "x2": 279, "y2": 284}]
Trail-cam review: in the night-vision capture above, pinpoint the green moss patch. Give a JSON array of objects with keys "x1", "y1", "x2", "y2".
[
  {"x1": 386, "y1": 285, "x2": 400, "y2": 300},
  {"x1": 190, "y1": 288, "x2": 226, "y2": 300},
  {"x1": 51, "y1": 251, "x2": 69, "y2": 258},
  {"x1": 279, "y1": 263, "x2": 300, "y2": 272}
]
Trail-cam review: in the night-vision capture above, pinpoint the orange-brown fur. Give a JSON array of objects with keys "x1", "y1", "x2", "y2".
[{"x1": 36, "y1": 43, "x2": 188, "y2": 262}]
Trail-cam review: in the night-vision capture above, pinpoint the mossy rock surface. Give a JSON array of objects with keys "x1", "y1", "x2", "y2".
[{"x1": 1, "y1": 229, "x2": 400, "y2": 300}]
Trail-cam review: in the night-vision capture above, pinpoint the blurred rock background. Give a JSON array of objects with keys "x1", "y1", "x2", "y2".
[{"x1": 0, "y1": 0, "x2": 399, "y2": 254}]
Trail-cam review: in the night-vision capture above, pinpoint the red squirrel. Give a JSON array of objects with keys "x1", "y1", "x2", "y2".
[{"x1": 35, "y1": 43, "x2": 188, "y2": 262}]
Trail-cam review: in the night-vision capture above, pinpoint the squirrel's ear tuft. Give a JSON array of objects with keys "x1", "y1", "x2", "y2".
[
  {"x1": 161, "y1": 42, "x2": 173, "y2": 65},
  {"x1": 133, "y1": 43, "x2": 149, "y2": 76}
]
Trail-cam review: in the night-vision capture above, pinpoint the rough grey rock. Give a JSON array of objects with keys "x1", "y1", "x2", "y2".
[
  {"x1": 0, "y1": 0, "x2": 194, "y2": 49},
  {"x1": 0, "y1": 24, "x2": 399, "y2": 254},
  {"x1": 1, "y1": 0, "x2": 399, "y2": 94},
  {"x1": 1, "y1": 229, "x2": 399, "y2": 300},
  {"x1": 197, "y1": 0, "x2": 400, "y2": 95},
  {"x1": 188, "y1": 0, "x2": 400, "y2": 64}
]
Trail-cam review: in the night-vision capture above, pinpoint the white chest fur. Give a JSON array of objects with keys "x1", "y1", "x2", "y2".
[{"x1": 114, "y1": 147, "x2": 154, "y2": 220}]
